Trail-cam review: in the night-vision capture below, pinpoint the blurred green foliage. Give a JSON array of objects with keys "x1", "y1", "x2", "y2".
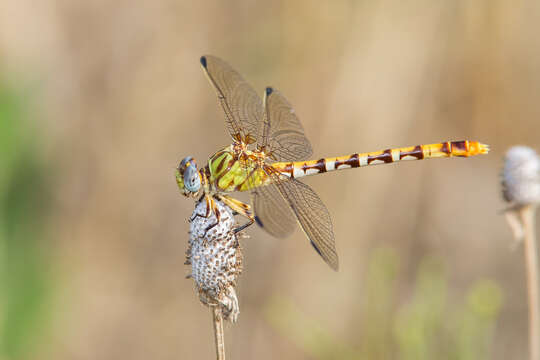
[
  {"x1": 0, "y1": 80, "x2": 53, "y2": 359},
  {"x1": 265, "y1": 247, "x2": 502, "y2": 360}
]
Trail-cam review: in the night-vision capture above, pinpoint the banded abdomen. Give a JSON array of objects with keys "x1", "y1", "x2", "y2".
[{"x1": 271, "y1": 140, "x2": 489, "y2": 179}]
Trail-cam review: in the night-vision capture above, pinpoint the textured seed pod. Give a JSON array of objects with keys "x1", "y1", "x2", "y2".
[
  {"x1": 186, "y1": 198, "x2": 243, "y2": 321},
  {"x1": 502, "y1": 146, "x2": 540, "y2": 206}
]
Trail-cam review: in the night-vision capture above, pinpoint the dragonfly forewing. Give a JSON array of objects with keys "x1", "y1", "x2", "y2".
[{"x1": 201, "y1": 55, "x2": 263, "y2": 143}]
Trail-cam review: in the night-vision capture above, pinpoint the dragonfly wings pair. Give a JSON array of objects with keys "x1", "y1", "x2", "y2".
[{"x1": 201, "y1": 55, "x2": 339, "y2": 270}]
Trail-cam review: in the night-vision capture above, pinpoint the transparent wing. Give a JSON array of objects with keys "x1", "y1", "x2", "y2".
[
  {"x1": 259, "y1": 87, "x2": 313, "y2": 162},
  {"x1": 200, "y1": 55, "x2": 263, "y2": 143},
  {"x1": 252, "y1": 183, "x2": 297, "y2": 238},
  {"x1": 263, "y1": 168, "x2": 338, "y2": 270}
]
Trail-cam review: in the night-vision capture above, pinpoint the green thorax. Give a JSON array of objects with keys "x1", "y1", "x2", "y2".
[{"x1": 207, "y1": 145, "x2": 269, "y2": 192}]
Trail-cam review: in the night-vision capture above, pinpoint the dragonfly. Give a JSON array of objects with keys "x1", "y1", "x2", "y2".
[{"x1": 176, "y1": 55, "x2": 489, "y2": 271}]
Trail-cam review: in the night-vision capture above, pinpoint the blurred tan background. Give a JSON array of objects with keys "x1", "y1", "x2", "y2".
[{"x1": 0, "y1": 0, "x2": 539, "y2": 359}]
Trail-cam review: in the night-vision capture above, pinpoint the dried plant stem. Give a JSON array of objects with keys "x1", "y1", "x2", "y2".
[
  {"x1": 212, "y1": 306, "x2": 226, "y2": 360},
  {"x1": 0, "y1": 224, "x2": 5, "y2": 356},
  {"x1": 520, "y1": 205, "x2": 539, "y2": 360}
]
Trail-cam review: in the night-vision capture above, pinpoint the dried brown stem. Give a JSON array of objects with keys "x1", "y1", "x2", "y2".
[
  {"x1": 519, "y1": 205, "x2": 539, "y2": 360},
  {"x1": 212, "y1": 306, "x2": 226, "y2": 360}
]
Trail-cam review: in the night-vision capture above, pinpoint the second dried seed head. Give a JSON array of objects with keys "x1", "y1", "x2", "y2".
[{"x1": 502, "y1": 146, "x2": 540, "y2": 207}]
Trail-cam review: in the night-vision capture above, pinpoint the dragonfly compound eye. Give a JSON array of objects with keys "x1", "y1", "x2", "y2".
[
  {"x1": 183, "y1": 163, "x2": 201, "y2": 193},
  {"x1": 179, "y1": 156, "x2": 195, "y2": 171}
]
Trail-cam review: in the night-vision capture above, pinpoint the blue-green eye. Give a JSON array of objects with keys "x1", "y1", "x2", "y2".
[
  {"x1": 179, "y1": 156, "x2": 193, "y2": 170},
  {"x1": 184, "y1": 164, "x2": 201, "y2": 192},
  {"x1": 178, "y1": 156, "x2": 200, "y2": 193}
]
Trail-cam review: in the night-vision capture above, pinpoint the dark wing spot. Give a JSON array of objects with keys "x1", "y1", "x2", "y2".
[
  {"x1": 200, "y1": 56, "x2": 207, "y2": 68},
  {"x1": 265, "y1": 87, "x2": 273, "y2": 96},
  {"x1": 310, "y1": 240, "x2": 323, "y2": 257},
  {"x1": 255, "y1": 215, "x2": 264, "y2": 227}
]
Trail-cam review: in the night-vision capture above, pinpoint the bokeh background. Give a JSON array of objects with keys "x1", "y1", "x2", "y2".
[{"x1": 1, "y1": 0, "x2": 539, "y2": 359}]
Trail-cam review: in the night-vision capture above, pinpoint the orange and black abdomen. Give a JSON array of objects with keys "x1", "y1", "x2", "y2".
[{"x1": 271, "y1": 140, "x2": 489, "y2": 179}]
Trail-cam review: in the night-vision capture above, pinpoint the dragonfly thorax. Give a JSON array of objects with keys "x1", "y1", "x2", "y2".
[{"x1": 207, "y1": 145, "x2": 269, "y2": 193}]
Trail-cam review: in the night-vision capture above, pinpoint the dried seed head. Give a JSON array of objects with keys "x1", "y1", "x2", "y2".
[
  {"x1": 502, "y1": 146, "x2": 540, "y2": 207},
  {"x1": 187, "y1": 198, "x2": 243, "y2": 322}
]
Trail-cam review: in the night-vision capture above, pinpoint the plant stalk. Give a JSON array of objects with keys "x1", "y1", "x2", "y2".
[
  {"x1": 212, "y1": 306, "x2": 226, "y2": 360},
  {"x1": 520, "y1": 205, "x2": 540, "y2": 360}
]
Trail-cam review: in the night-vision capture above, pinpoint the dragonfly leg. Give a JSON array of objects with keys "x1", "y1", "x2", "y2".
[
  {"x1": 202, "y1": 196, "x2": 227, "y2": 236},
  {"x1": 190, "y1": 195, "x2": 217, "y2": 221},
  {"x1": 233, "y1": 217, "x2": 254, "y2": 234},
  {"x1": 216, "y1": 194, "x2": 254, "y2": 234},
  {"x1": 190, "y1": 196, "x2": 224, "y2": 237}
]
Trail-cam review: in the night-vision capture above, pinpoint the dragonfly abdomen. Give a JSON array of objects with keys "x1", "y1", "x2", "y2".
[{"x1": 272, "y1": 140, "x2": 489, "y2": 179}]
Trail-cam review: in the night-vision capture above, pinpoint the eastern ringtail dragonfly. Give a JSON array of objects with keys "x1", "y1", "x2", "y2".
[{"x1": 176, "y1": 55, "x2": 489, "y2": 270}]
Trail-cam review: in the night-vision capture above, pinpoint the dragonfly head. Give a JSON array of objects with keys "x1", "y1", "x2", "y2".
[{"x1": 176, "y1": 156, "x2": 201, "y2": 197}]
